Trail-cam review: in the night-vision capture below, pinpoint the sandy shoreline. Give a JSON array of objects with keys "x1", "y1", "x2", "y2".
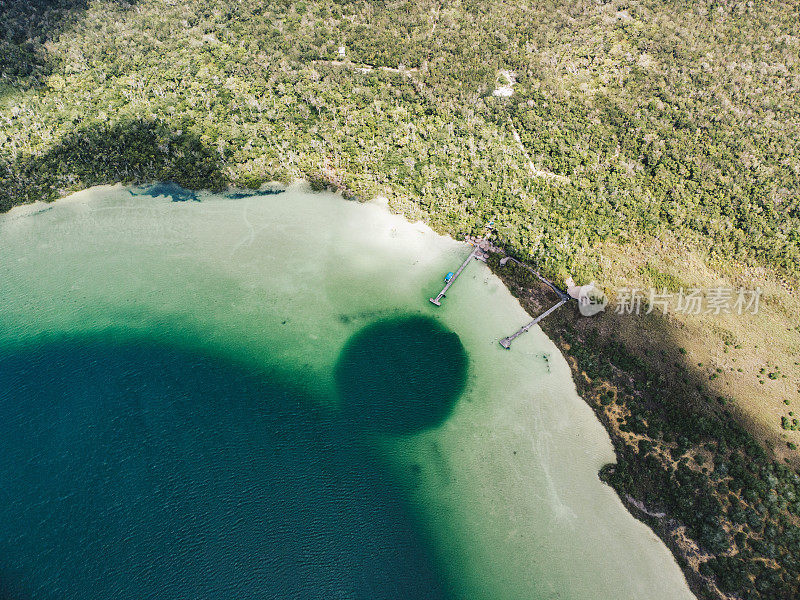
[{"x1": 3, "y1": 183, "x2": 688, "y2": 598}]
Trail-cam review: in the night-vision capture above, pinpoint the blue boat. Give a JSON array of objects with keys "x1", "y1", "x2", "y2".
[{"x1": 444, "y1": 272, "x2": 454, "y2": 282}]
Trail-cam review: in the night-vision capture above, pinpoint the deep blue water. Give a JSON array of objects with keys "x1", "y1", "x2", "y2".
[
  {"x1": 0, "y1": 319, "x2": 464, "y2": 599},
  {"x1": 336, "y1": 316, "x2": 468, "y2": 434}
]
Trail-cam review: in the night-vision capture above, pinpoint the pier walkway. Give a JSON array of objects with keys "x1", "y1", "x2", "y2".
[
  {"x1": 497, "y1": 256, "x2": 572, "y2": 349},
  {"x1": 429, "y1": 229, "x2": 491, "y2": 306},
  {"x1": 499, "y1": 256, "x2": 570, "y2": 300},
  {"x1": 499, "y1": 298, "x2": 568, "y2": 349},
  {"x1": 428, "y1": 228, "x2": 574, "y2": 349}
]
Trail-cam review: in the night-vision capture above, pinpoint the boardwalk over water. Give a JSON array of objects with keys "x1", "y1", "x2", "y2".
[
  {"x1": 428, "y1": 230, "x2": 573, "y2": 349},
  {"x1": 499, "y1": 298, "x2": 569, "y2": 348},
  {"x1": 497, "y1": 256, "x2": 572, "y2": 349},
  {"x1": 429, "y1": 229, "x2": 491, "y2": 306}
]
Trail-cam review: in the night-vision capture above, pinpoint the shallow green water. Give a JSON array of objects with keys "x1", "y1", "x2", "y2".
[{"x1": 0, "y1": 185, "x2": 696, "y2": 600}]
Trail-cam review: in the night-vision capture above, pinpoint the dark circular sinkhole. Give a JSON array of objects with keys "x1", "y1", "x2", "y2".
[{"x1": 335, "y1": 316, "x2": 468, "y2": 434}]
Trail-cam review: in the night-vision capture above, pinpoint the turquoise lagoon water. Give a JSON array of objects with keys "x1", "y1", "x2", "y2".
[{"x1": 0, "y1": 185, "x2": 696, "y2": 599}]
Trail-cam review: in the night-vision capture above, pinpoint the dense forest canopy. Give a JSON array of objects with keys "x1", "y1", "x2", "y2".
[{"x1": 1, "y1": 0, "x2": 798, "y2": 282}]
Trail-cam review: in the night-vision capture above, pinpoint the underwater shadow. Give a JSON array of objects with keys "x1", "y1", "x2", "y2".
[{"x1": 0, "y1": 574, "x2": 30, "y2": 600}]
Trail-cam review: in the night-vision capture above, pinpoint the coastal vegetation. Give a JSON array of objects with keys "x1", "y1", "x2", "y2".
[
  {"x1": 1, "y1": 0, "x2": 799, "y2": 598},
  {"x1": 492, "y1": 257, "x2": 800, "y2": 600},
  {"x1": 2, "y1": 0, "x2": 798, "y2": 281}
]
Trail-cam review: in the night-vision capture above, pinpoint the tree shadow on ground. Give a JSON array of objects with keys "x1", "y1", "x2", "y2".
[
  {"x1": 1, "y1": 0, "x2": 99, "y2": 85},
  {"x1": 1, "y1": 1, "x2": 140, "y2": 86},
  {"x1": 0, "y1": 119, "x2": 226, "y2": 213}
]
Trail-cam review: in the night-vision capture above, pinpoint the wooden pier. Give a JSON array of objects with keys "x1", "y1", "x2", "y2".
[
  {"x1": 429, "y1": 245, "x2": 480, "y2": 305},
  {"x1": 497, "y1": 256, "x2": 572, "y2": 349},
  {"x1": 499, "y1": 298, "x2": 568, "y2": 349},
  {"x1": 429, "y1": 229, "x2": 491, "y2": 306},
  {"x1": 428, "y1": 226, "x2": 574, "y2": 349}
]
